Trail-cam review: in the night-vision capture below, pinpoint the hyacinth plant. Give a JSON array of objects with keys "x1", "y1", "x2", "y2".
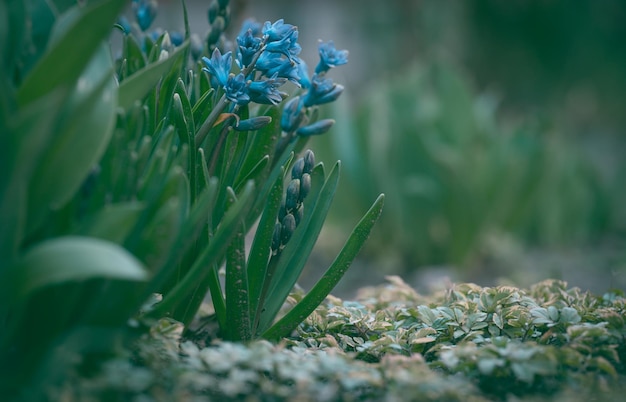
[{"x1": 0, "y1": 0, "x2": 383, "y2": 394}]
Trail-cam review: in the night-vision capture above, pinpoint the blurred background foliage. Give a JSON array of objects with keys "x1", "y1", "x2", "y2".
[{"x1": 166, "y1": 0, "x2": 626, "y2": 292}]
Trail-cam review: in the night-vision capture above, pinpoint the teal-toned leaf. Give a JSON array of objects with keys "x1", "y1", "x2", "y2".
[
  {"x1": 118, "y1": 40, "x2": 190, "y2": 110},
  {"x1": 16, "y1": 0, "x2": 127, "y2": 105},
  {"x1": 263, "y1": 194, "x2": 384, "y2": 340},
  {"x1": 27, "y1": 44, "x2": 117, "y2": 234},
  {"x1": 7, "y1": 236, "x2": 147, "y2": 302}
]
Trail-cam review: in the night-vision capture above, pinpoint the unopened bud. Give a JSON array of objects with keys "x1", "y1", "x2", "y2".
[
  {"x1": 281, "y1": 213, "x2": 297, "y2": 245},
  {"x1": 291, "y1": 157, "x2": 305, "y2": 180},
  {"x1": 296, "y1": 119, "x2": 335, "y2": 137},
  {"x1": 234, "y1": 116, "x2": 272, "y2": 131},
  {"x1": 285, "y1": 179, "x2": 300, "y2": 211},
  {"x1": 280, "y1": 96, "x2": 303, "y2": 132},
  {"x1": 300, "y1": 173, "x2": 311, "y2": 199},
  {"x1": 303, "y1": 150, "x2": 315, "y2": 174}
]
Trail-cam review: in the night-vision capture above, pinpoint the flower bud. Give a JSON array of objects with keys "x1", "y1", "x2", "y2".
[
  {"x1": 161, "y1": 32, "x2": 173, "y2": 52},
  {"x1": 280, "y1": 96, "x2": 303, "y2": 132},
  {"x1": 207, "y1": 1, "x2": 219, "y2": 24},
  {"x1": 303, "y1": 150, "x2": 315, "y2": 174},
  {"x1": 285, "y1": 179, "x2": 300, "y2": 212},
  {"x1": 291, "y1": 157, "x2": 305, "y2": 180},
  {"x1": 300, "y1": 173, "x2": 311, "y2": 199},
  {"x1": 281, "y1": 213, "x2": 297, "y2": 245},
  {"x1": 296, "y1": 119, "x2": 335, "y2": 137},
  {"x1": 234, "y1": 116, "x2": 272, "y2": 131}
]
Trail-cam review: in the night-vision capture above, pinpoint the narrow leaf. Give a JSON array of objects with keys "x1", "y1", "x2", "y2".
[
  {"x1": 118, "y1": 40, "x2": 190, "y2": 109},
  {"x1": 263, "y1": 194, "x2": 385, "y2": 340}
]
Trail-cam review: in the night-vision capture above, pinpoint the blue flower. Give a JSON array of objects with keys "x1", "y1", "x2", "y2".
[
  {"x1": 236, "y1": 29, "x2": 263, "y2": 69},
  {"x1": 256, "y1": 53, "x2": 301, "y2": 84},
  {"x1": 133, "y1": 0, "x2": 157, "y2": 32},
  {"x1": 224, "y1": 73, "x2": 250, "y2": 105},
  {"x1": 265, "y1": 28, "x2": 301, "y2": 61},
  {"x1": 303, "y1": 76, "x2": 344, "y2": 107},
  {"x1": 296, "y1": 59, "x2": 311, "y2": 89},
  {"x1": 315, "y1": 41, "x2": 349, "y2": 74},
  {"x1": 280, "y1": 96, "x2": 304, "y2": 132},
  {"x1": 202, "y1": 48, "x2": 233, "y2": 88},
  {"x1": 238, "y1": 18, "x2": 262, "y2": 38},
  {"x1": 262, "y1": 19, "x2": 296, "y2": 42},
  {"x1": 248, "y1": 76, "x2": 287, "y2": 105}
]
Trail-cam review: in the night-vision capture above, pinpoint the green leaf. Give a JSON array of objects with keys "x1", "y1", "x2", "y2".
[
  {"x1": 1, "y1": 0, "x2": 26, "y2": 77},
  {"x1": 225, "y1": 206, "x2": 251, "y2": 341},
  {"x1": 1, "y1": 89, "x2": 65, "y2": 263},
  {"x1": 257, "y1": 162, "x2": 340, "y2": 334},
  {"x1": 16, "y1": 0, "x2": 127, "y2": 105},
  {"x1": 76, "y1": 202, "x2": 145, "y2": 244},
  {"x1": 247, "y1": 170, "x2": 284, "y2": 323},
  {"x1": 121, "y1": 34, "x2": 147, "y2": 79},
  {"x1": 118, "y1": 40, "x2": 190, "y2": 110},
  {"x1": 237, "y1": 106, "x2": 281, "y2": 182},
  {"x1": 149, "y1": 181, "x2": 256, "y2": 325},
  {"x1": 27, "y1": 43, "x2": 117, "y2": 234},
  {"x1": 6, "y1": 236, "x2": 147, "y2": 302},
  {"x1": 263, "y1": 194, "x2": 384, "y2": 340}
]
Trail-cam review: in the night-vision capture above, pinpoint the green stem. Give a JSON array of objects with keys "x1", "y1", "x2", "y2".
[{"x1": 195, "y1": 94, "x2": 228, "y2": 146}]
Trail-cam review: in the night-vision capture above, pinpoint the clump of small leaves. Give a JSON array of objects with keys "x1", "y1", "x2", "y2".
[
  {"x1": 293, "y1": 278, "x2": 626, "y2": 400},
  {"x1": 58, "y1": 279, "x2": 626, "y2": 401}
]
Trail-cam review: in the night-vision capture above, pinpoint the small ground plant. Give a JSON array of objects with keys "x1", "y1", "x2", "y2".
[{"x1": 59, "y1": 279, "x2": 626, "y2": 401}]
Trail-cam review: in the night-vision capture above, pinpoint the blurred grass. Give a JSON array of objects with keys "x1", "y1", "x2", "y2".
[
  {"x1": 204, "y1": 0, "x2": 626, "y2": 290},
  {"x1": 314, "y1": 61, "x2": 619, "y2": 275}
]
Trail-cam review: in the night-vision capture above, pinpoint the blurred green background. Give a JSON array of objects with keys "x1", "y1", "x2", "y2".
[{"x1": 162, "y1": 0, "x2": 626, "y2": 294}]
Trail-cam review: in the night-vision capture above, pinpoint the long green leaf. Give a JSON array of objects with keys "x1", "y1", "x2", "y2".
[
  {"x1": 27, "y1": 44, "x2": 117, "y2": 234},
  {"x1": 118, "y1": 40, "x2": 190, "y2": 110},
  {"x1": 257, "y1": 162, "x2": 340, "y2": 333},
  {"x1": 225, "y1": 198, "x2": 251, "y2": 341},
  {"x1": 76, "y1": 202, "x2": 145, "y2": 244},
  {"x1": 247, "y1": 169, "x2": 284, "y2": 324},
  {"x1": 149, "y1": 181, "x2": 255, "y2": 323},
  {"x1": 263, "y1": 194, "x2": 385, "y2": 340},
  {"x1": 1, "y1": 89, "x2": 65, "y2": 263},
  {"x1": 16, "y1": 0, "x2": 126, "y2": 105},
  {"x1": 6, "y1": 236, "x2": 147, "y2": 302}
]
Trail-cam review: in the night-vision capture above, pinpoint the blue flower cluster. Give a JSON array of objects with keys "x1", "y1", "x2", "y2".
[{"x1": 201, "y1": 18, "x2": 348, "y2": 137}]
